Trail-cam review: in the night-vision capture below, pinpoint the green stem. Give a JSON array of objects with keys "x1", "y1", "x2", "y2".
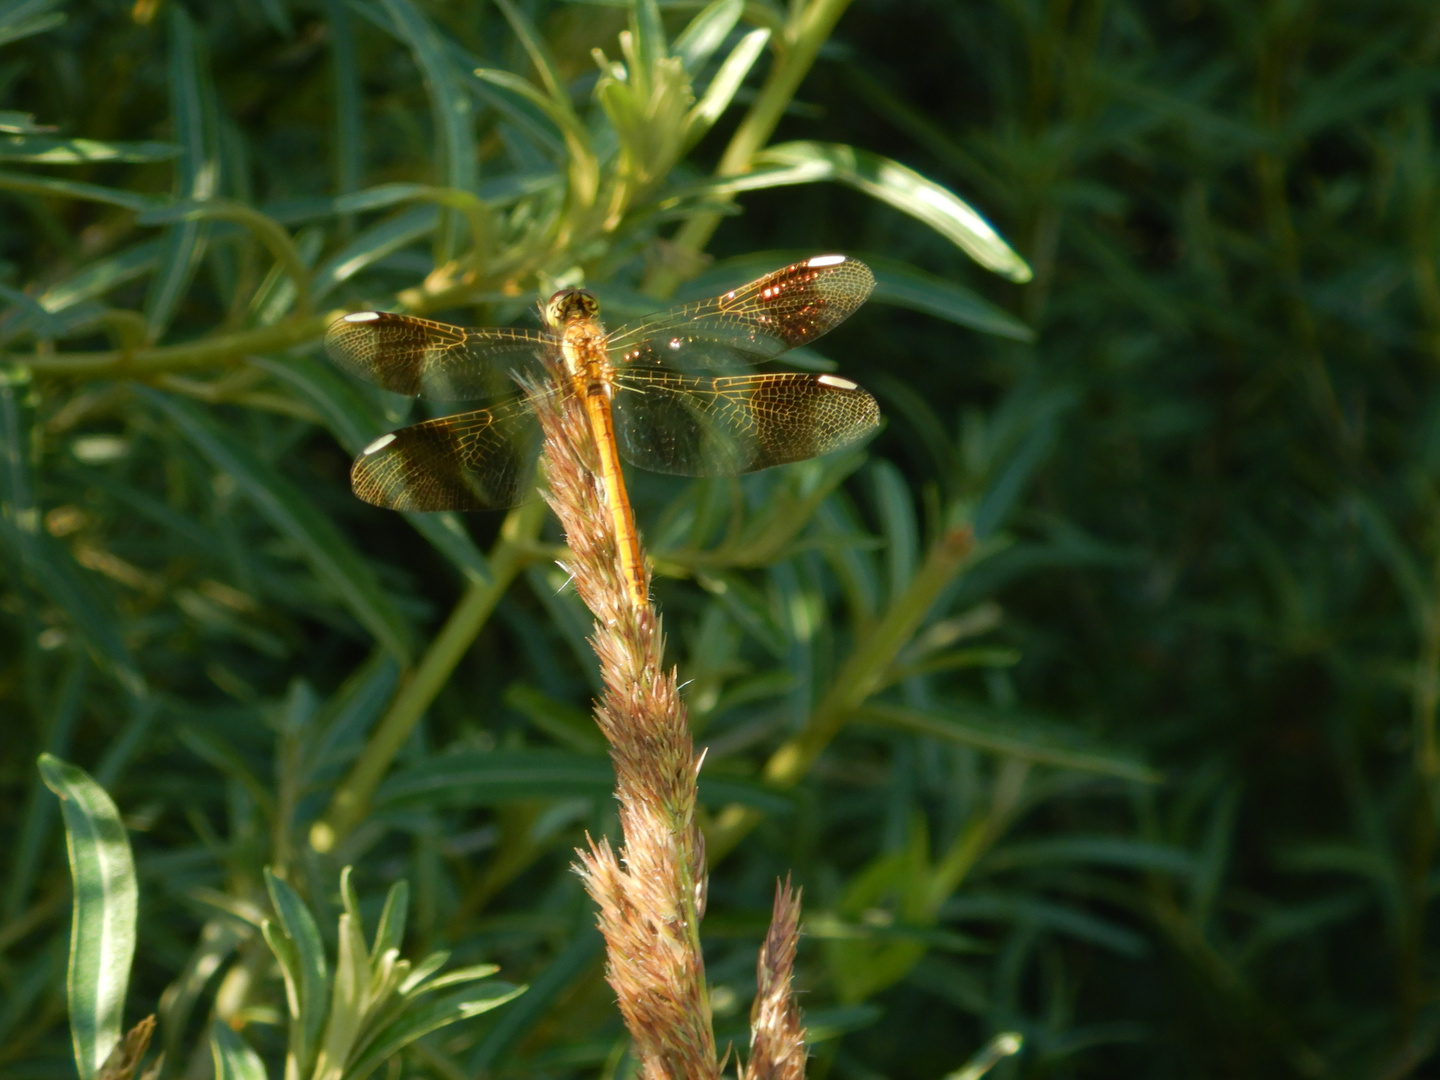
[
  {"x1": 643, "y1": 0, "x2": 857, "y2": 297},
  {"x1": 149, "y1": 200, "x2": 315, "y2": 316},
  {"x1": 4, "y1": 314, "x2": 331, "y2": 377},
  {"x1": 309, "y1": 503, "x2": 545, "y2": 853},
  {"x1": 706, "y1": 527, "x2": 974, "y2": 861}
]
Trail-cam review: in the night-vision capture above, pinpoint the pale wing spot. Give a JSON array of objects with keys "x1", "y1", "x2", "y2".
[
  {"x1": 817, "y1": 374, "x2": 859, "y2": 390},
  {"x1": 362, "y1": 433, "x2": 398, "y2": 455},
  {"x1": 807, "y1": 254, "x2": 848, "y2": 268},
  {"x1": 343, "y1": 311, "x2": 383, "y2": 323}
]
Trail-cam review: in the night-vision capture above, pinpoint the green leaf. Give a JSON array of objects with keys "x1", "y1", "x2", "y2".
[
  {"x1": 487, "y1": 0, "x2": 598, "y2": 205},
  {"x1": 867, "y1": 256, "x2": 1034, "y2": 341},
  {"x1": 37, "y1": 240, "x2": 163, "y2": 313},
  {"x1": 322, "y1": 0, "x2": 364, "y2": 206},
  {"x1": 0, "y1": 137, "x2": 178, "y2": 163},
  {"x1": 629, "y1": 0, "x2": 666, "y2": 79},
  {"x1": 37, "y1": 756, "x2": 137, "y2": 1080},
  {"x1": 943, "y1": 893, "x2": 1149, "y2": 957},
  {"x1": 465, "y1": 925, "x2": 600, "y2": 1069},
  {"x1": 0, "y1": 372, "x2": 142, "y2": 692},
  {"x1": 0, "y1": 0, "x2": 65, "y2": 47},
  {"x1": 858, "y1": 702, "x2": 1160, "y2": 783},
  {"x1": 870, "y1": 459, "x2": 918, "y2": 604},
  {"x1": 0, "y1": 170, "x2": 166, "y2": 212},
  {"x1": 348, "y1": 982, "x2": 524, "y2": 1080},
  {"x1": 138, "y1": 199, "x2": 312, "y2": 316},
  {"x1": 686, "y1": 28, "x2": 769, "y2": 144},
  {"x1": 313, "y1": 911, "x2": 370, "y2": 1078},
  {"x1": 209, "y1": 1022, "x2": 267, "y2": 1080},
  {"x1": 504, "y1": 682, "x2": 605, "y2": 752},
  {"x1": 264, "y1": 870, "x2": 330, "y2": 1074},
  {"x1": 971, "y1": 385, "x2": 1072, "y2": 540},
  {"x1": 753, "y1": 142, "x2": 1033, "y2": 282},
  {"x1": 695, "y1": 570, "x2": 789, "y2": 657},
  {"x1": 369, "y1": 879, "x2": 409, "y2": 966},
  {"x1": 374, "y1": 749, "x2": 796, "y2": 814},
  {"x1": 377, "y1": 0, "x2": 477, "y2": 259},
  {"x1": 144, "y1": 5, "x2": 218, "y2": 342},
  {"x1": 4, "y1": 653, "x2": 87, "y2": 922},
  {"x1": 0, "y1": 110, "x2": 52, "y2": 133},
  {"x1": 138, "y1": 388, "x2": 414, "y2": 663},
  {"x1": 311, "y1": 205, "x2": 438, "y2": 301},
  {"x1": 983, "y1": 836, "x2": 1196, "y2": 876},
  {"x1": 673, "y1": 0, "x2": 743, "y2": 73}
]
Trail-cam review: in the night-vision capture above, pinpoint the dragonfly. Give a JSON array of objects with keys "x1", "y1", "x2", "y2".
[{"x1": 324, "y1": 254, "x2": 881, "y2": 607}]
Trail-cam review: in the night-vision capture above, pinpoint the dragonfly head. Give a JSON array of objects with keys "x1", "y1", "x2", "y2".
[{"x1": 544, "y1": 288, "x2": 600, "y2": 328}]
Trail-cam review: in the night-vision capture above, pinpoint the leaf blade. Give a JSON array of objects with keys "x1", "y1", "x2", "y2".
[
  {"x1": 38, "y1": 756, "x2": 137, "y2": 1080},
  {"x1": 138, "y1": 388, "x2": 414, "y2": 662}
]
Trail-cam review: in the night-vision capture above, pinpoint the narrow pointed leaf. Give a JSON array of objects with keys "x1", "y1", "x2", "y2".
[
  {"x1": 687, "y1": 28, "x2": 770, "y2": 141},
  {"x1": 264, "y1": 870, "x2": 330, "y2": 1072},
  {"x1": 139, "y1": 388, "x2": 413, "y2": 662},
  {"x1": 377, "y1": 0, "x2": 477, "y2": 258},
  {"x1": 754, "y1": 142, "x2": 1033, "y2": 282},
  {"x1": 38, "y1": 756, "x2": 137, "y2": 1080},
  {"x1": 210, "y1": 1022, "x2": 267, "y2": 1080},
  {"x1": 348, "y1": 982, "x2": 524, "y2": 1080},
  {"x1": 0, "y1": 373, "x2": 141, "y2": 691},
  {"x1": 0, "y1": 137, "x2": 179, "y2": 163},
  {"x1": 673, "y1": 0, "x2": 743, "y2": 73},
  {"x1": 144, "y1": 6, "x2": 217, "y2": 341}
]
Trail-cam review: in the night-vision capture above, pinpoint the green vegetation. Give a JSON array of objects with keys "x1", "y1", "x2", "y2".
[{"x1": 3, "y1": 0, "x2": 1437, "y2": 1077}]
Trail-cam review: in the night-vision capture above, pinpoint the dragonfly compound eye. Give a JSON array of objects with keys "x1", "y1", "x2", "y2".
[{"x1": 545, "y1": 288, "x2": 600, "y2": 327}]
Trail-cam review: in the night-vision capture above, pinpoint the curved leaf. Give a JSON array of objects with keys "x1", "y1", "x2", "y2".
[
  {"x1": 347, "y1": 982, "x2": 525, "y2": 1080},
  {"x1": 209, "y1": 1022, "x2": 266, "y2": 1080},
  {"x1": 377, "y1": 0, "x2": 477, "y2": 259},
  {"x1": 673, "y1": 0, "x2": 743, "y2": 73},
  {"x1": 38, "y1": 756, "x2": 137, "y2": 1080},
  {"x1": 263, "y1": 870, "x2": 330, "y2": 1074},
  {"x1": 139, "y1": 388, "x2": 414, "y2": 662},
  {"x1": 374, "y1": 749, "x2": 797, "y2": 814},
  {"x1": 754, "y1": 141, "x2": 1033, "y2": 282},
  {"x1": 0, "y1": 137, "x2": 179, "y2": 163},
  {"x1": 144, "y1": 6, "x2": 218, "y2": 342}
]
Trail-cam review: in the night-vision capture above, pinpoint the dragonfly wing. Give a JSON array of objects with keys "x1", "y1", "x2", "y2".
[
  {"x1": 614, "y1": 370, "x2": 880, "y2": 477},
  {"x1": 351, "y1": 396, "x2": 545, "y2": 511},
  {"x1": 325, "y1": 311, "x2": 548, "y2": 400},
  {"x1": 606, "y1": 255, "x2": 875, "y2": 371}
]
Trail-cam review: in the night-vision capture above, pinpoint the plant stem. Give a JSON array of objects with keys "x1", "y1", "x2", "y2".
[
  {"x1": 707, "y1": 527, "x2": 975, "y2": 862},
  {"x1": 643, "y1": 0, "x2": 857, "y2": 297},
  {"x1": 309, "y1": 502, "x2": 543, "y2": 854},
  {"x1": 3, "y1": 314, "x2": 331, "y2": 377}
]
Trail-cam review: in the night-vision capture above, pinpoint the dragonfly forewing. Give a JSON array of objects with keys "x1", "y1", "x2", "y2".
[
  {"x1": 325, "y1": 311, "x2": 548, "y2": 401},
  {"x1": 613, "y1": 369, "x2": 880, "y2": 477},
  {"x1": 605, "y1": 255, "x2": 876, "y2": 372}
]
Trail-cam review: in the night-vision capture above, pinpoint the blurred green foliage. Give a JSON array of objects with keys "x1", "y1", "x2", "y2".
[{"x1": 4, "y1": 0, "x2": 1440, "y2": 1077}]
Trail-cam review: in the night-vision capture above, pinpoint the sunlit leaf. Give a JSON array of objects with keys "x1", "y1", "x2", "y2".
[
  {"x1": 38, "y1": 756, "x2": 137, "y2": 1080},
  {"x1": 753, "y1": 142, "x2": 1033, "y2": 282}
]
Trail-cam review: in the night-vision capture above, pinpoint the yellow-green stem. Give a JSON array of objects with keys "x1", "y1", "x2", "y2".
[
  {"x1": 706, "y1": 527, "x2": 974, "y2": 861},
  {"x1": 3, "y1": 314, "x2": 331, "y2": 377},
  {"x1": 643, "y1": 0, "x2": 857, "y2": 297},
  {"x1": 309, "y1": 503, "x2": 544, "y2": 853}
]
